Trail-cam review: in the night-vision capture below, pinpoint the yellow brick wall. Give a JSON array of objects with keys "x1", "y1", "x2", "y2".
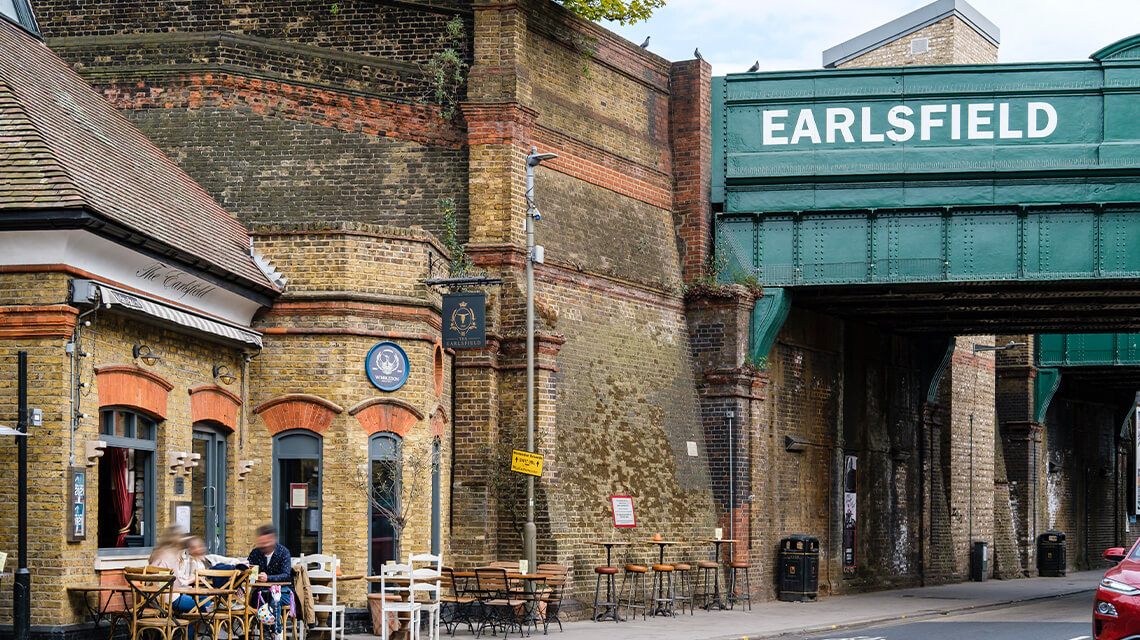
[{"x1": 836, "y1": 15, "x2": 997, "y2": 69}]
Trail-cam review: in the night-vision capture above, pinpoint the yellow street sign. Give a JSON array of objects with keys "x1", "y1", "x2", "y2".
[{"x1": 511, "y1": 449, "x2": 544, "y2": 477}]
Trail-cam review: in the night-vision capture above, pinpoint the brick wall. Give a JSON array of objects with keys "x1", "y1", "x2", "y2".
[{"x1": 835, "y1": 14, "x2": 997, "y2": 69}]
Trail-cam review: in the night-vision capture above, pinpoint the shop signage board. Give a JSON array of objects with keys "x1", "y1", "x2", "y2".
[
  {"x1": 366, "y1": 341, "x2": 409, "y2": 391},
  {"x1": 610, "y1": 495, "x2": 636, "y2": 527},
  {"x1": 511, "y1": 450, "x2": 544, "y2": 477},
  {"x1": 443, "y1": 292, "x2": 486, "y2": 349},
  {"x1": 68, "y1": 467, "x2": 86, "y2": 542}
]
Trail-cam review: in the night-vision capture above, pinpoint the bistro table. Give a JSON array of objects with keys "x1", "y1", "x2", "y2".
[
  {"x1": 643, "y1": 540, "x2": 681, "y2": 617},
  {"x1": 588, "y1": 541, "x2": 630, "y2": 622},
  {"x1": 67, "y1": 584, "x2": 132, "y2": 640},
  {"x1": 696, "y1": 539, "x2": 738, "y2": 610}
]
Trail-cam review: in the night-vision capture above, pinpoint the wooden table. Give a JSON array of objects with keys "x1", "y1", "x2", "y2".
[
  {"x1": 174, "y1": 586, "x2": 237, "y2": 637},
  {"x1": 696, "y1": 539, "x2": 739, "y2": 610}
]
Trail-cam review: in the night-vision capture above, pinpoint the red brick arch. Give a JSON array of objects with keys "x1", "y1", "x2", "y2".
[
  {"x1": 253, "y1": 394, "x2": 343, "y2": 435},
  {"x1": 188, "y1": 384, "x2": 242, "y2": 431},
  {"x1": 430, "y1": 406, "x2": 447, "y2": 438},
  {"x1": 349, "y1": 398, "x2": 425, "y2": 438},
  {"x1": 95, "y1": 364, "x2": 174, "y2": 420}
]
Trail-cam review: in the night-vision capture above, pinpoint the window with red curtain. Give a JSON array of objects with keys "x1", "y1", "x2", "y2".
[{"x1": 98, "y1": 410, "x2": 156, "y2": 550}]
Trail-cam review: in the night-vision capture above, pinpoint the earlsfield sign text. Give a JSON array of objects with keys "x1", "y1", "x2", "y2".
[{"x1": 759, "y1": 101, "x2": 1058, "y2": 146}]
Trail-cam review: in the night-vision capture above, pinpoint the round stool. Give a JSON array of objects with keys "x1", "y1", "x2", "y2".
[
  {"x1": 695, "y1": 560, "x2": 720, "y2": 610},
  {"x1": 671, "y1": 562, "x2": 694, "y2": 615},
  {"x1": 650, "y1": 564, "x2": 675, "y2": 617},
  {"x1": 619, "y1": 564, "x2": 649, "y2": 621},
  {"x1": 727, "y1": 560, "x2": 752, "y2": 611},
  {"x1": 592, "y1": 566, "x2": 620, "y2": 622}
]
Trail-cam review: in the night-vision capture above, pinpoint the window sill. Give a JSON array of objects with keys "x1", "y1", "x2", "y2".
[{"x1": 94, "y1": 552, "x2": 151, "y2": 571}]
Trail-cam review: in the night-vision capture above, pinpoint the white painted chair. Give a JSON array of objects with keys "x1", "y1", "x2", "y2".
[
  {"x1": 408, "y1": 553, "x2": 443, "y2": 640},
  {"x1": 380, "y1": 563, "x2": 421, "y2": 640},
  {"x1": 300, "y1": 554, "x2": 345, "y2": 640}
]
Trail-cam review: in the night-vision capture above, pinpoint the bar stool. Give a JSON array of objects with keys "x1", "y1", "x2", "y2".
[
  {"x1": 592, "y1": 566, "x2": 620, "y2": 622},
  {"x1": 727, "y1": 560, "x2": 752, "y2": 611},
  {"x1": 618, "y1": 564, "x2": 649, "y2": 621},
  {"x1": 694, "y1": 560, "x2": 719, "y2": 609},
  {"x1": 671, "y1": 562, "x2": 694, "y2": 615},
  {"x1": 649, "y1": 564, "x2": 675, "y2": 617}
]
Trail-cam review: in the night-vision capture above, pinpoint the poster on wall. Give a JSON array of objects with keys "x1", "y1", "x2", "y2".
[
  {"x1": 843, "y1": 453, "x2": 857, "y2": 569},
  {"x1": 610, "y1": 495, "x2": 637, "y2": 528}
]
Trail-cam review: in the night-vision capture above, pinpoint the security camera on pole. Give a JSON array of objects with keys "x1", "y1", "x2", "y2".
[{"x1": 524, "y1": 147, "x2": 556, "y2": 573}]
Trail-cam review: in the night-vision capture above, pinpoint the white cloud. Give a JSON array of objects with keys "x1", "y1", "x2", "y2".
[{"x1": 605, "y1": 0, "x2": 1140, "y2": 71}]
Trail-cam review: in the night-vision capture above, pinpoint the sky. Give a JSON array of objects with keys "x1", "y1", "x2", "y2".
[{"x1": 605, "y1": 0, "x2": 1140, "y2": 76}]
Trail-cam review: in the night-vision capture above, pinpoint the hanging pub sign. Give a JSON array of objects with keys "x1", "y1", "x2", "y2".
[
  {"x1": 443, "y1": 292, "x2": 486, "y2": 349},
  {"x1": 843, "y1": 453, "x2": 857, "y2": 569}
]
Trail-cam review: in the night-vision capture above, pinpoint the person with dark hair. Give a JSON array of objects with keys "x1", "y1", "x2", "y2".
[{"x1": 248, "y1": 524, "x2": 292, "y2": 640}]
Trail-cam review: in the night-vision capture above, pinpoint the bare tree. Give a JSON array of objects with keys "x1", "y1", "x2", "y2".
[{"x1": 357, "y1": 437, "x2": 438, "y2": 556}]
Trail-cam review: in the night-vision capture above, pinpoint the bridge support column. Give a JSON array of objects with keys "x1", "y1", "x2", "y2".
[{"x1": 994, "y1": 336, "x2": 1044, "y2": 575}]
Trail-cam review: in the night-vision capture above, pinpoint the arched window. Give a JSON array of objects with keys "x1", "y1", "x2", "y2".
[
  {"x1": 369, "y1": 432, "x2": 401, "y2": 579},
  {"x1": 98, "y1": 409, "x2": 157, "y2": 551},
  {"x1": 272, "y1": 430, "x2": 322, "y2": 556}
]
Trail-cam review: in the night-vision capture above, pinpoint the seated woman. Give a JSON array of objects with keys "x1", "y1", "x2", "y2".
[{"x1": 146, "y1": 528, "x2": 203, "y2": 613}]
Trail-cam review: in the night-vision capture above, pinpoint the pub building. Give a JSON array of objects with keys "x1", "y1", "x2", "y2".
[{"x1": 0, "y1": 2, "x2": 452, "y2": 635}]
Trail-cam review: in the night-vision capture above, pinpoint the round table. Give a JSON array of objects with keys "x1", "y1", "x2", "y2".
[
  {"x1": 696, "y1": 538, "x2": 739, "y2": 610},
  {"x1": 588, "y1": 541, "x2": 631, "y2": 622}
]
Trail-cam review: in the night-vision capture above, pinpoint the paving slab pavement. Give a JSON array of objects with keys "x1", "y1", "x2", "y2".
[{"x1": 348, "y1": 570, "x2": 1101, "y2": 640}]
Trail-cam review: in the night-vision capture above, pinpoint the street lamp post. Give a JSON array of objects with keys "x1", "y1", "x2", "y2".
[{"x1": 523, "y1": 147, "x2": 556, "y2": 573}]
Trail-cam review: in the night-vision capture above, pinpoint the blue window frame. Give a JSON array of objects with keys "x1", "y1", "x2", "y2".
[
  {"x1": 369, "y1": 432, "x2": 401, "y2": 582},
  {"x1": 98, "y1": 409, "x2": 157, "y2": 553}
]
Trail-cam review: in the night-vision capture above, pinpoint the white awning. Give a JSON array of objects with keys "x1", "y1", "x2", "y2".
[{"x1": 81, "y1": 281, "x2": 262, "y2": 348}]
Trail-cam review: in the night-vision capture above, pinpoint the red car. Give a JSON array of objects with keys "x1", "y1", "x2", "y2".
[{"x1": 1095, "y1": 540, "x2": 1140, "y2": 640}]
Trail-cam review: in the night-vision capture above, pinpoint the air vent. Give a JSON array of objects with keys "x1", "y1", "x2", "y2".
[{"x1": 911, "y1": 37, "x2": 929, "y2": 54}]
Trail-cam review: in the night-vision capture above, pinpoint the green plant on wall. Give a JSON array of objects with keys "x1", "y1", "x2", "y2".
[
  {"x1": 426, "y1": 16, "x2": 468, "y2": 120},
  {"x1": 439, "y1": 197, "x2": 473, "y2": 278}
]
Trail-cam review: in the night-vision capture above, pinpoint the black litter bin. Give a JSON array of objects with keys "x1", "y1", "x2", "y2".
[
  {"x1": 971, "y1": 541, "x2": 989, "y2": 582},
  {"x1": 1037, "y1": 530, "x2": 1066, "y2": 576},
  {"x1": 778, "y1": 534, "x2": 819, "y2": 602}
]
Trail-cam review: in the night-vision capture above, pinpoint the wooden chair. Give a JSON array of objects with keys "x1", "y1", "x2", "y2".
[
  {"x1": 180, "y1": 568, "x2": 242, "y2": 640},
  {"x1": 535, "y1": 564, "x2": 569, "y2": 633},
  {"x1": 472, "y1": 568, "x2": 526, "y2": 639},
  {"x1": 438, "y1": 568, "x2": 476, "y2": 636},
  {"x1": 300, "y1": 554, "x2": 345, "y2": 640},
  {"x1": 123, "y1": 572, "x2": 189, "y2": 640}
]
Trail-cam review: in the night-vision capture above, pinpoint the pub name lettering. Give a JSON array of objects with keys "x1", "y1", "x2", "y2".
[{"x1": 759, "y1": 101, "x2": 1058, "y2": 145}]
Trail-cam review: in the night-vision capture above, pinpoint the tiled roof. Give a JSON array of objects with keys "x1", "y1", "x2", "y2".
[{"x1": 0, "y1": 19, "x2": 276, "y2": 294}]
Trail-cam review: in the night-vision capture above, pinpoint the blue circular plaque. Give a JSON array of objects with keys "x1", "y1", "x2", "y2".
[{"x1": 365, "y1": 341, "x2": 409, "y2": 391}]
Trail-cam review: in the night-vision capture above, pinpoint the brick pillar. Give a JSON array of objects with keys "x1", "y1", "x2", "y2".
[
  {"x1": 995, "y1": 335, "x2": 1040, "y2": 574},
  {"x1": 686, "y1": 287, "x2": 763, "y2": 591},
  {"x1": 669, "y1": 58, "x2": 712, "y2": 283},
  {"x1": 451, "y1": 335, "x2": 503, "y2": 564},
  {"x1": 1004, "y1": 420, "x2": 1045, "y2": 575}
]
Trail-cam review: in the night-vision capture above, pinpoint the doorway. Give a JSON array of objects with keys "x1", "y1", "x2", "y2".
[{"x1": 191, "y1": 425, "x2": 228, "y2": 554}]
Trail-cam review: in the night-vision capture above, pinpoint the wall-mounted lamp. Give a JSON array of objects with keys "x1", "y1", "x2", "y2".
[
  {"x1": 133, "y1": 344, "x2": 161, "y2": 366},
  {"x1": 167, "y1": 451, "x2": 188, "y2": 474},
  {"x1": 85, "y1": 440, "x2": 107, "y2": 466},
  {"x1": 784, "y1": 434, "x2": 808, "y2": 452},
  {"x1": 182, "y1": 452, "x2": 201, "y2": 475},
  {"x1": 237, "y1": 458, "x2": 259, "y2": 481},
  {"x1": 972, "y1": 340, "x2": 1027, "y2": 354},
  {"x1": 213, "y1": 365, "x2": 237, "y2": 386}
]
